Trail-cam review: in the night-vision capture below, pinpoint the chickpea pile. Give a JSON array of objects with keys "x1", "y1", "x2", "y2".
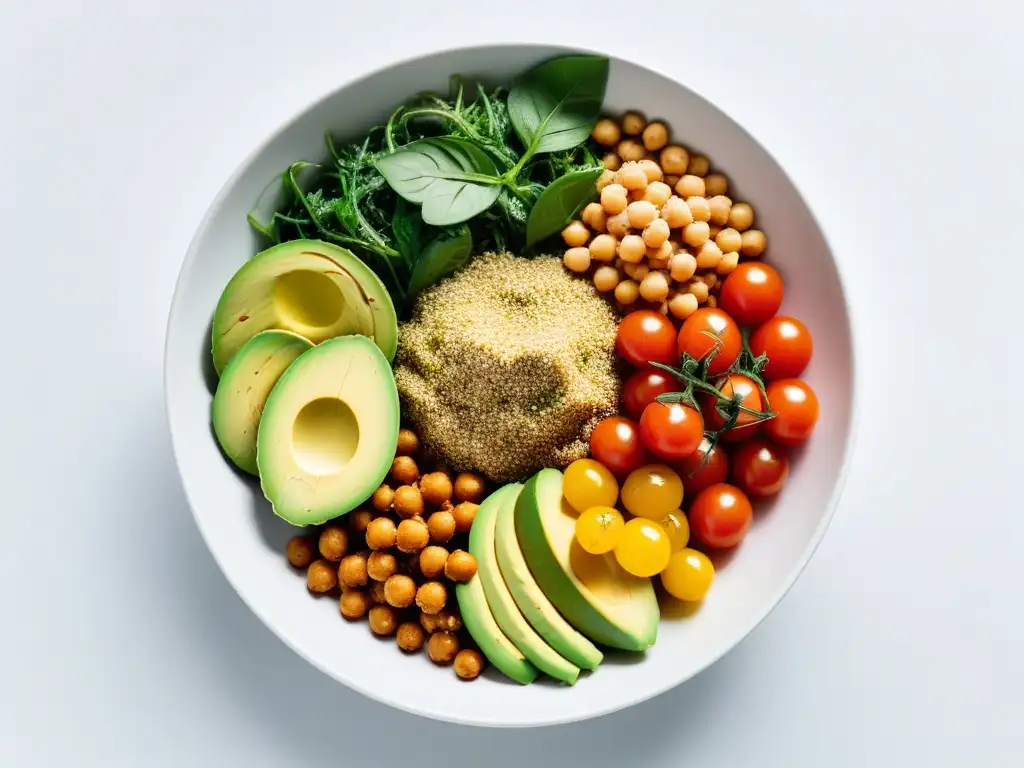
[
  {"x1": 285, "y1": 427, "x2": 488, "y2": 681},
  {"x1": 561, "y1": 110, "x2": 768, "y2": 320}
]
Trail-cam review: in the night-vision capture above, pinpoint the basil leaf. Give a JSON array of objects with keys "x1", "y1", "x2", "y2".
[
  {"x1": 508, "y1": 55, "x2": 609, "y2": 156},
  {"x1": 376, "y1": 137, "x2": 503, "y2": 226},
  {"x1": 407, "y1": 225, "x2": 473, "y2": 298},
  {"x1": 391, "y1": 198, "x2": 422, "y2": 264},
  {"x1": 525, "y1": 168, "x2": 603, "y2": 246}
]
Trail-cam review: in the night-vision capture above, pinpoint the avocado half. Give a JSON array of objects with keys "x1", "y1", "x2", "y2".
[
  {"x1": 211, "y1": 240, "x2": 398, "y2": 374},
  {"x1": 256, "y1": 335, "x2": 399, "y2": 526}
]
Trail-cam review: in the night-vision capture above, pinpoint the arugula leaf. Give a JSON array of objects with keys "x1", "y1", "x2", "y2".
[
  {"x1": 376, "y1": 137, "x2": 504, "y2": 226},
  {"x1": 525, "y1": 168, "x2": 603, "y2": 246},
  {"x1": 407, "y1": 225, "x2": 472, "y2": 299}
]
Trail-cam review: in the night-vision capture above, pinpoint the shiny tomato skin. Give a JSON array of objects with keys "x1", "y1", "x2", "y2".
[
  {"x1": 718, "y1": 262, "x2": 784, "y2": 328},
  {"x1": 764, "y1": 379, "x2": 819, "y2": 447},
  {"x1": 730, "y1": 439, "x2": 790, "y2": 497},
  {"x1": 676, "y1": 308, "x2": 741, "y2": 376},
  {"x1": 616, "y1": 310, "x2": 678, "y2": 368},
  {"x1": 688, "y1": 483, "x2": 754, "y2": 549},
  {"x1": 622, "y1": 369, "x2": 677, "y2": 420},
  {"x1": 750, "y1": 316, "x2": 813, "y2": 380},
  {"x1": 703, "y1": 374, "x2": 763, "y2": 443},
  {"x1": 639, "y1": 402, "x2": 704, "y2": 461},
  {"x1": 675, "y1": 439, "x2": 729, "y2": 496},
  {"x1": 589, "y1": 416, "x2": 651, "y2": 477}
]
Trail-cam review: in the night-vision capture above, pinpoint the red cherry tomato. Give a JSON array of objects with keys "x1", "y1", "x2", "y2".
[
  {"x1": 719, "y1": 262, "x2": 784, "y2": 328},
  {"x1": 589, "y1": 416, "x2": 650, "y2": 476},
  {"x1": 675, "y1": 438, "x2": 729, "y2": 496},
  {"x1": 616, "y1": 310, "x2": 678, "y2": 368},
  {"x1": 688, "y1": 483, "x2": 753, "y2": 549},
  {"x1": 639, "y1": 402, "x2": 704, "y2": 461},
  {"x1": 622, "y1": 369, "x2": 677, "y2": 420},
  {"x1": 730, "y1": 439, "x2": 790, "y2": 497},
  {"x1": 703, "y1": 374, "x2": 763, "y2": 443},
  {"x1": 676, "y1": 308, "x2": 741, "y2": 376},
  {"x1": 764, "y1": 379, "x2": 819, "y2": 447},
  {"x1": 750, "y1": 316, "x2": 813, "y2": 380}
]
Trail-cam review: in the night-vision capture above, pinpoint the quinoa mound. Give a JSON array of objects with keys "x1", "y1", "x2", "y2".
[{"x1": 394, "y1": 251, "x2": 620, "y2": 482}]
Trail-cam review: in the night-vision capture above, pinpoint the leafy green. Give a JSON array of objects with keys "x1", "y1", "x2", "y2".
[
  {"x1": 407, "y1": 225, "x2": 472, "y2": 299},
  {"x1": 525, "y1": 168, "x2": 603, "y2": 246}
]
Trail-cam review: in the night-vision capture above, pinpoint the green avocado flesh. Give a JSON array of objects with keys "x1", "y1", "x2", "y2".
[
  {"x1": 515, "y1": 469, "x2": 659, "y2": 652},
  {"x1": 495, "y1": 488, "x2": 603, "y2": 671},
  {"x1": 456, "y1": 486, "x2": 538, "y2": 685},
  {"x1": 256, "y1": 335, "x2": 399, "y2": 526},
  {"x1": 211, "y1": 239, "x2": 398, "y2": 375},
  {"x1": 211, "y1": 329, "x2": 313, "y2": 475},
  {"x1": 473, "y1": 484, "x2": 580, "y2": 684}
]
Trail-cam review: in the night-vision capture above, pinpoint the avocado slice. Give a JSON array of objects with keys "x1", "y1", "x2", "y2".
[
  {"x1": 256, "y1": 335, "x2": 398, "y2": 526},
  {"x1": 211, "y1": 240, "x2": 397, "y2": 374},
  {"x1": 211, "y1": 329, "x2": 313, "y2": 475},
  {"x1": 472, "y1": 484, "x2": 580, "y2": 684},
  {"x1": 515, "y1": 469, "x2": 659, "y2": 652},
  {"x1": 496, "y1": 492, "x2": 603, "y2": 671}
]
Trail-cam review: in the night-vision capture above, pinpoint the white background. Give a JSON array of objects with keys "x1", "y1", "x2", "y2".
[{"x1": 2, "y1": 1, "x2": 1021, "y2": 765}]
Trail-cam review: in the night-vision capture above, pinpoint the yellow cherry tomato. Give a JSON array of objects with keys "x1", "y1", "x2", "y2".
[
  {"x1": 660, "y1": 548, "x2": 714, "y2": 601},
  {"x1": 563, "y1": 459, "x2": 619, "y2": 513},
  {"x1": 621, "y1": 464, "x2": 683, "y2": 520},
  {"x1": 614, "y1": 518, "x2": 671, "y2": 577},
  {"x1": 660, "y1": 511, "x2": 690, "y2": 552},
  {"x1": 575, "y1": 506, "x2": 626, "y2": 555}
]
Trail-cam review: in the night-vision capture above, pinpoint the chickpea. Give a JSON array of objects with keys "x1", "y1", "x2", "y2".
[
  {"x1": 640, "y1": 218, "x2": 670, "y2": 249},
  {"x1": 427, "y1": 631, "x2": 460, "y2": 665},
  {"x1": 396, "y1": 518, "x2": 430, "y2": 553},
  {"x1": 369, "y1": 579, "x2": 387, "y2": 604},
  {"x1": 317, "y1": 526, "x2": 348, "y2": 562},
  {"x1": 676, "y1": 176, "x2": 706, "y2": 201},
  {"x1": 339, "y1": 552, "x2": 369, "y2": 587},
  {"x1": 593, "y1": 266, "x2": 620, "y2": 293},
  {"x1": 637, "y1": 158, "x2": 663, "y2": 184},
  {"x1": 436, "y1": 611, "x2": 463, "y2": 633},
  {"x1": 365, "y1": 517, "x2": 396, "y2": 550},
  {"x1": 562, "y1": 220, "x2": 590, "y2": 248},
  {"x1": 660, "y1": 196, "x2": 693, "y2": 229},
  {"x1": 696, "y1": 241, "x2": 724, "y2": 269},
  {"x1": 663, "y1": 174, "x2": 681, "y2": 189},
  {"x1": 716, "y1": 227, "x2": 743, "y2": 254},
  {"x1": 602, "y1": 152, "x2": 622, "y2": 171},
  {"x1": 740, "y1": 229, "x2": 767, "y2": 257},
  {"x1": 641, "y1": 121, "x2": 669, "y2": 151},
  {"x1": 606, "y1": 211, "x2": 630, "y2": 238},
  {"x1": 419, "y1": 472, "x2": 453, "y2": 507},
  {"x1": 340, "y1": 588, "x2": 370, "y2": 620},
  {"x1": 348, "y1": 508, "x2": 372, "y2": 534},
  {"x1": 708, "y1": 195, "x2": 732, "y2": 226},
  {"x1": 728, "y1": 202, "x2": 754, "y2": 231},
  {"x1": 617, "y1": 162, "x2": 648, "y2": 191},
  {"x1": 639, "y1": 271, "x2": 670, "y2": 303},
  {"x1": 306, "y1": 560, "x2": 337, "y2": 593},
  {"x1": 451, "y1": 502, "x2": 478, "y2": 533},
  {"x1": 717, "y1": 250, "x2": 740, "y2": 275},
  {"x1": 425, "y1": 511, "x2": 455, "y2": 545},
  {"x1": 621, "y1": 111, "x2": 646, "y2": 135},
  {"x1": 393, "y1": 484, "x2": 424, "y2": 519},
  {"x1": 419, "y1": 545, "x2": 449, "y2": 578},
  {"x1": 616, "y1": 139, "x2": 645, "y2": 162},
  {"x1": 688, "y1": 280, "x2": 710, "y2": 303},
  {"x1": 705, "y1": 173, "x2": 729, "y2": 197},
  {"x1": 454, "y1": 649, "x2": 485, "y2": 680},
  {"x1": 687, "y1": 155, "x2": 710, "y2": 176},
  {"x1": 614, "y1": 279, "x2": 640, "y2": 305},
  {"x1": 701, "y1": 272, "x2": 719, "y2": 289},
  {"x1": 646, "y1": 240, "x2": 673, "y2": 263},
  {"x1": 592, "y1": 118, "x2": 621, "y2": 147},
  {"x1": 444, "y1": 550, "x2": 479, "y2": 582},
  {"x1": 285, "y1": 536, "x2": 315, "y2": 568},
  {"x1": 371, "y1": 484, "x2": 394, "y2": 512},
  {"x1": 396, "y1": 428, "x2": 419, "y2": 456},
  {"x1": 600, "y1": 183, "x2": 628, "y2": 215},
  {"x1": 419, "y1": 611, "x2": 441, "y2": 634},
  {"x1": 648, "y1": 255, "x2": 670, "y2": 272},
  {"x1": 396, "y1": 622, "x2": 426, "y2": 652},
  {"x1": 683, "y1": 220, "x2": 711, "y2": 248},
  {"x1": 618, "y1": 234, "x2": 646, "y2": 264},
  {"x1": 416, "y1": 581, "x2": 448, "y2": 615},
  {"x1": 581, "y1": 202, "x2": 607, "y2": 232},
  {"x1": 659, "y1": 145, "x2": 690, "y2": 175},
  {"x1": 368, "y1": 605, "x2": 398, "y2": 636},
  {"x1": 366, "y1": 551, "x2": 398, "y2": 582},
  {"x1": 626, "y1": 200, "x2": 658, "y2": 229},
  {"x1": 642, "y1": 181, "x2": 672, "y2": 208},
  {"x1": 706, "y1": 295, "x2": 719, "y2": 308},
  {"x1": 383, "y1": 574, "x2": 416, "y2": 609},
  {"x1": 390, "y1": 456, "x2": 419, "y2": 486},
  {"x1": 669, "y1": 292, "x2": 699, "y2": 319},
  {"x1": 588, "y1": 233, "x2": 618, "y2": 263},
  {"x1": 596, "y1": 169, "x2": 617, "y2": 191},
  {"x1": 563, "y1": 247, "x2": 591, "y2": 273},
  {"x1": 669, "y1": 252, "x2": 698, "y2": 283},
  {"x1": 685, "y1": 197, "x2": 710, "y2": 223},
  {"x1": 708, "y1": 224, "x2": 722, "y2": 240}
]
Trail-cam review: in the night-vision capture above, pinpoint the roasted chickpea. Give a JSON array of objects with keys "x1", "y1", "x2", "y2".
[
  {"x1": 317, "y1": 526, "x2": 348, "y2": 562},
  {"x1": 581, "y1": 202, "x2": 607, "y2": 232},
  {"x1": 621, "y1": 111, "x2": 646, "y2": 136},
  {"x1": 740, "y1": 229, "x2": 767, "y2": 257},
  {"x1": 454, "y1": 649, "x2": 485, "y2": 680},
  {"x1": 371, "y1": 484, "x2": 395, "y2": 512},
  {"x1": 416, "y1": 581, "x2": 448, "y2": 615},
  {"x1": 396, "y1": 428, "x2": 419, "y2": 456},
  {"x1": 396, "y1": 518, "x2": 430, "y2": 553},
  {"x1": 340, "y1": 588, "x2": 370, "y2": 620},
  {"x1": 704, "y1": 173, "x2": 729, "y2": 197},
  {"x1": 642, "y1": 121, "x2": 669, "y2": 151},
  {"x1": 452, "y1": 502, "x2": 479, "y2": 533},
  {"x1": 339, "y1": 552, "x2": 369, "y2": 587},
  {"x1": 659, "y1": 145, "x2": 690, "y2": 175},
  {"x1": 368, "y1": 605, "x2": 398, "y2": 636},
  {"x1": 306, "y1": 560, "x2": 337, "y2": 593},
  {"x1": 427, "y1": 631, "x2": 460, "y2": 665},
  {"x1": 366, "y1": 551, "x2": 398, "y2": 582},
  {"x1": 369, "y1": 579, "x2": 387, "y2": 604},
  {"x1": 348, "y1": 508, "x2": 372, "y2": 534},
  {"x1": 444, "y1": 550, "x2": 478, "y2": 582},
  {"x1": 419, "y1": 545, "x2": 449, "y2": 578},
  {"x1": 728, "y1": 202, "x2": 754, "y2": 231},
  {"x1": 420, "y1": 610, "x2": 442, "y2": 634},
  {"x1": 396, "y1": 621, "x2": 426, "y2": 652},
  {"x1": 426, "y1": 510, "x2": 456, "y2": 544},
  {"x1": 562, "y1": 220, "x2": 590, "y2": 248},
  {"x1": 393, "y1": 484, "x2": 425, "y2": 519},
  {"x1": 435, "y1": 611, "x2": 463, "y2": 633},
  {"x1": 384, "y1": 574, "x2": 417, "y2": 608},
  {"x1": 592, "y1": 118, "x2": 621, "y2": 147},
  {"x1": 616, "y1": 138, "x2": 645, "y2": 163},
  {"x1": 419, "y1": 472, "x2": 453, "y2": 507},
  {"x1": 285, "y1": 536, "x2": 315, "y2": 568},
  {"x1": 602, "y1": 152, "x2": 622, "y2": 171},
  {"x1": 390, "y1": 455, "x2": 419, "y2": 486},
  {"x1": 687, "y1": 155, "x2": 710, "y2": 177},
  {"x1": 365, "y1": 517, "x2": 397, "y2": 550},
  {"x1": 447, "y1": 472, "x2": 482, "y2": 504}
]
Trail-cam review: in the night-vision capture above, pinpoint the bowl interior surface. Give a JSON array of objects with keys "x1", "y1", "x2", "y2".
[{"x1": 165, "y1": 44, "x2": 854, "y2": 727}]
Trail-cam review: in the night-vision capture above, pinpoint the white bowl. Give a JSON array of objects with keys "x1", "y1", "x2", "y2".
[{"x1": 164, "y1": 43, "x2": 856, "y2": 727}]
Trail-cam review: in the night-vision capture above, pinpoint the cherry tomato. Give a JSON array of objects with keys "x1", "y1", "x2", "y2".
[
  {"x1": 622, "y1": 369, "x2": 677, "y2": 420},
  {"x1": 575, "y1": 506, "x2": 625, "y2": 555},
  {"x1": 675, "y1": 438, "x2": 729, "y2": 496},
  {"x1": 750, "y1": 316, "x2": 813, "y2": 380},
  {"x1": 639, "y1": 402, "x2": 704, "y2": 461},
  {"x1": 764, "y1": 379, "x2": 819, "y2": 447},
  {"x1": 563, "y1": 458, "x2": 619, "y2": 513},
  {"x1": 718, "y1": 262, "x2": 784, "y2": 328},
  {"x1": 614, "y1": 518, "x2": 672, "y2": 577},
  {"x1": 677, "y1": 308, "x2": 741, "y2": 376},
  {"x1": 703, "y1": 374, "x2": 763, "y2": 443},
  {"x1": 616, "y1": 310, "x2": 678, "y2": 368},
  {"x1": 589, "y1": 416, "x2": 651, "y2": 476},
  {"x1": 621, "y1": 464, "x2": 684, "y2": 519},
  {"x1": 661, "y1": 548, "x2": 714, "y2": 601},
  {"x1": 688, "y1": 483, "x2": 753, "y2": 549},
  {"x1": 730, "y1": 439, "x2": 790, "y2": 497}
]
